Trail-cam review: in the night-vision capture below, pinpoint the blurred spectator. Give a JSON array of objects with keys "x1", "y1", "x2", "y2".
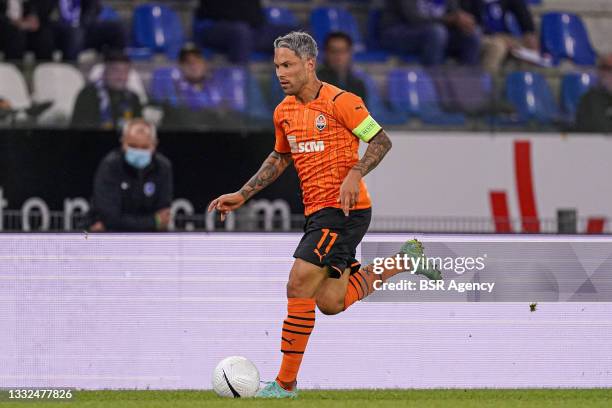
[
  {"x1": 461, "y1": 0, "x2": 537, "y2": 72},
  {"x1": 152, "y1": 44, "x2": 226, "y2": 127},
  {"x1": 0, "y1": 97, "x2": 11, "y2": 111},
  {"x1": 380, "y1": 0, "x2": 481, "y2": 66},
  {"x1": 89, "y1": 119, "x2": 173, "y2": 232},
  {"x1": 575, "y1": 55, "x2": 612, "y2": 133},
  {"x1": 0, "y1": 97, "x2": 12, "y2": 122},
  {"x1": 54, "y1": 0, "x2": 126, "y2": 61},
  {"x1": 0, "y1": 0, "x2": 55, "y2": 60},
  {"x1": 195, "y1": 0, "x2": 297, "y2": 64},
  {"x1": 88, "y1": 62, "x2": 148, "y2": 105},
  {"x1": 317, "y1": 32, "x2": 366, "y2": 100},
  {"x1": 71, "y1": 51, "x2": 142, "y2": 128}
]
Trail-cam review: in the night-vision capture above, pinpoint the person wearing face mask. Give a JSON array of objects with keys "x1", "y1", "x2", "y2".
[
  {"x1": 575, "y1": 54, "x2": 612, "y2": 133},
  {"x1": 89, "y1": 119, "x2": 173, "y2": 232},
  {"x1": 71, "y1": 50, "x2": 142, "y2": 129}
]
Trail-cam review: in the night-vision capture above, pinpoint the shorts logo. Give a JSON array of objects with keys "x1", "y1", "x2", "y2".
[{"x1": 315, "y1": 114, "x2": 326, "y2": 131}]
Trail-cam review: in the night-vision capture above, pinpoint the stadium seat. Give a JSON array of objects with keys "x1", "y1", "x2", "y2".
[
  {"x1": 366, "y1": 9, "x2": 417, "y2": 62},
  {"x1": 387, "y1": 68, "x2": 465, "y2": 125},
  {"x1": 150, "y1": 66, "x2": 179, "y2": 105},
  {"x1": 352, "y1": 69, "x2": 407, "y2": 125},
  {"x1": 269, "y1": 72, "x2": 286, "y2": 107},
  {"x1": 194, "y1": 7, "x2": 300, "y2": 62},
  {"x1": 246, "y1": 7, "x2": 301, "y2": 62},
  {"x1": 0, "y1": 63, "x2": 30, "y2": 110},
  {"x1": 560, "y1": 72, "x2": 597, "y2": 121},
  {"x1": 131, "y1": 4, "x2": 184, "y2": 59},
  {"x1": 540, "y1": 12, "x2": 597, "y2": 66},
  {"x1": 88, "y1": 63, "x2": 148, "y2": 105},
  {"x1": 270, "y1": 70, "x2": 406, "y2": 125},
  {"x1": 310, "y1": 7, "x2": 388, "y2": 62},
  {"x1": 98, "y1": 5, "x2": 120, "y2": 21},
  {"x1": 505, "y1": 71, "x2": 559, "y2": 124},
  {"x1": 214, "y1": 67, "x2": 270, "y2": 120},
  {"x1": 32, "y1": 63, "x2": 85, "y2": 125},
  {"x1": 264, "y1": 6, "x2": 299, "y2": 27}
]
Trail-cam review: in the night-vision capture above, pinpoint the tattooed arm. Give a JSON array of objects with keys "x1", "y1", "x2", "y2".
[
  {"x1": 207, "y1": 151, "x2": 293, "y2": 221},
  {"x1": 351, "y1": 130, "x2": 392, "y2": 177},
  {"x1": 239, "y1": 151, "x2": 293, "y2": 200},
  {"x1": 338, "y1": 130, "x2": 392, "y2": 215}
]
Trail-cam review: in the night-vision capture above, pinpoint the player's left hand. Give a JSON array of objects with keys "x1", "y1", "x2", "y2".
[{"x1": 338, "y1": 169, "x2": 361, "y2": 216}]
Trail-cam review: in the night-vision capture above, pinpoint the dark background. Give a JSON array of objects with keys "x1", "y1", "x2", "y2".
[{"x1": 0, "y1": 128, "x2": 304, "y2": 213}]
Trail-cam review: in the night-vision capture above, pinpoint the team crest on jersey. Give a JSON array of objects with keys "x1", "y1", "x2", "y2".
[{"x1": 315, "y1": 114, "x2": 326, "y2": 131}]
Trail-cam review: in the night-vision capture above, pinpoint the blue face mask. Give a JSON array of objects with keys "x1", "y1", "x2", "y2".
[{"x1": 124, "y1": 147, "x2": 152, "y2": 169}]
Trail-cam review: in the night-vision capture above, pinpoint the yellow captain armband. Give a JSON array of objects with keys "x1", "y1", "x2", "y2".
[{"x1": 352, "y1": 115, "x2": 382, "y2": 142}]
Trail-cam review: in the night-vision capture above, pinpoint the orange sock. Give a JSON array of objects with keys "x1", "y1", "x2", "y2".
[
  {"x1": 343, "y1": 267, "x2": 380, "y2": 310},
  {"x1": 276, "y1": 298, "x2": 316, "y2": 390},
  {"x1": 344, "y1": 263, "x2": 406, "y2": 310}
]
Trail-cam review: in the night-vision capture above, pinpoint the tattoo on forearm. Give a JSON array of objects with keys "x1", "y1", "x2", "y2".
[
  {"x1": 239, "y1": 151, "x2": 292, "y2": 200},
  {"x1": 352, "y1": 131, "x2": 392, "y2": 176}
]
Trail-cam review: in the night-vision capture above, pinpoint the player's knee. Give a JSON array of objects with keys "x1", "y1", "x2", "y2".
[
  {"x1": 286, "y1": 278, "x2": 309, "y2": 298},
  {"x1": 316, "y1": 298, "x2": 344, "y2": 316}
]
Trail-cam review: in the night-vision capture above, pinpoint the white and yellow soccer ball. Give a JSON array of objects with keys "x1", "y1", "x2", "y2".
[{"x1": 211, "y1": 356, "x2": 260, "y2": 398}]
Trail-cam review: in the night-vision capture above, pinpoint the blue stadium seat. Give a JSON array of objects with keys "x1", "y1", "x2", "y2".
[
  {"x1": 387, "y1": 68, "x2": 465, "y2": 125},
  {"x1": 269, "y1": 72, "x2": 286, "y2": 108},
  {"x1": 365, "y1": 10, "x2": 393, "y2": 60},
  {"x1": 192, "y1": 18, "x2": 215, "y2": 54},
  {"x1": 310, "y1": 7, "x2": 388, "y2": 63},
  {"x1": 540, "y1": 12, "x2": 597, "y2": 66},
  {"x1": 264, "y1": 6, "x2": 299, "y2": 27},
  {"x1": 352, "y1": 69, "x2": 407, "y2": 125},
  {"x1": 150, "y1": 66, "x2": 177, "y2": 105},
  {"x1": 505, "y1": 71, "x2": 559, "y2": 123},
  {"x1": 98, "y1": 6, "x2": 120, "y2": 22},
  {"x1": 214, "y1": 67, "x2": 270, "y2": 120},
  {"x1": 269, "y1": 70, "x2": 406, "y2": 125},
  {"x1": 195, "y1": 8, "x2": 300, "y2": 62},
  {"x1": 248, "y1": 7, "x2": 301, "y2": 61},
  {"x1": 131, "y1": 4, "x2": 184, "y2": 59},
  {"x1": 560, "y1": 72, "x2": 597, "y2": 121}
]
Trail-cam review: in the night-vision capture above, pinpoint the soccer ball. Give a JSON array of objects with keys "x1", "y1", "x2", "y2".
[{"x1": 211, "y1": 356, "x2": 260, "y2": 398}]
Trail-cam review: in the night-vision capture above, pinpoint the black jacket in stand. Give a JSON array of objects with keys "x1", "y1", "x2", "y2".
[
  {"x1": 317, "y1": 65, "x2": 367, "y2": 102},
  {"x1": 91, "y1": 149, "x2": 173, "y2": 231},
  {"x1": 71, "y1": 83, "x2": 142, "y2": 129},
  {"x1": 575, "y1": 87, "x2": 612, "y2": 133}
]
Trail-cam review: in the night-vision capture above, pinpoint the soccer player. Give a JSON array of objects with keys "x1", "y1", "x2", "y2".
[{"x1": 208, "y1": 31, "x2": 440, "y2": 398}]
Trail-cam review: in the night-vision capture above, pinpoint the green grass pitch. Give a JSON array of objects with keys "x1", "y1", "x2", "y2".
[{"x1": 1, "y1": 389, "x2": 611, "y2": 408}]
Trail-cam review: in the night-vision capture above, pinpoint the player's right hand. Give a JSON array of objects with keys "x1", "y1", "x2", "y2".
[{"x1": 207, "y1": 192, "x2": 246, "y2": 221}]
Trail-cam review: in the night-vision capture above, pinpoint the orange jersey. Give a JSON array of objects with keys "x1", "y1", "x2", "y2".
[{"x1": 273, "y1": 82, "x2": 382, "y2": 216}]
